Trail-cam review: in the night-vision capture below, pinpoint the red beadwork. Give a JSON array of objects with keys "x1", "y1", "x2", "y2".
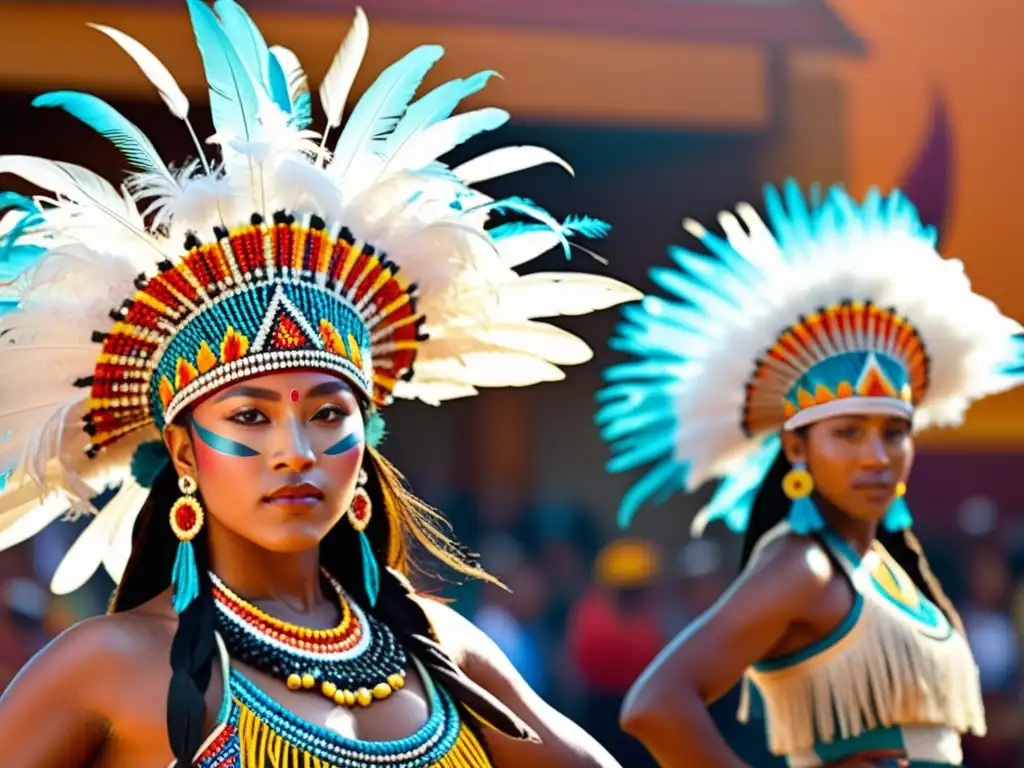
[
  {"x1": 176, "y1": 505, "x2": 197, "y2": 532},
  {"x1": 351, "y1": 495, "x2": 369, "y2": 522},
  {"x1": 211, "y1": 576, "x2": 364, "y2": 653}
]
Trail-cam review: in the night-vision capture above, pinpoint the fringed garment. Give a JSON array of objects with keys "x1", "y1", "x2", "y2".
[
  {"x1": 739, "y1": 524, "x2": 985, "y2": 767},
  {"x1": 190, "y1": 636, "x2": 493, "y2": 768}
]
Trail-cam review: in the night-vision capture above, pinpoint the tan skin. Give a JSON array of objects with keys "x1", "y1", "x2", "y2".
[
  {"x1": 620, "y1": 413, "x2": 915, "y2": 768},
  {"x1": 0, "y1": 370, "x2": 621, "y2": 768}
]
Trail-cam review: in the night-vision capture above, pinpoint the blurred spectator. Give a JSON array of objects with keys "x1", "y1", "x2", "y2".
[
  {"x1": 471, "y1": 535, "x2": 551, "y2": 698},
  {"x1": 566, "y1": 538, "x2": 665, "y2": 767}
]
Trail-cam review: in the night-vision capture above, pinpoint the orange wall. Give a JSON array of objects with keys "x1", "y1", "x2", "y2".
[{"x1": 820, "y1": 0, "x2": 1024, "y2": 447}]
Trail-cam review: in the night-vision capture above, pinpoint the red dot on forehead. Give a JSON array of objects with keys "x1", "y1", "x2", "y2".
[{"x1": 289, "y1": 389, "x2": 300, "y2": 403}]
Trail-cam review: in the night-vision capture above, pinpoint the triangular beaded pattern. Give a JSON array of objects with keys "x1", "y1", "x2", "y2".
[{"x1": 85, "y1": 210, "x2": 422, "y2": 453}]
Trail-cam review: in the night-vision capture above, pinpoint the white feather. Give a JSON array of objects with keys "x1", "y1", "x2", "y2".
[
  {"x1": 270, "y1": 45, "x2": 309, "y2": 105},
  {"x1": 319, "y1": 6, "x2": 369, "y2": 131},
  {"x1": 453, "y1": 145, "x2": 574, "y2": 185},
  {"x1": 88, "y1": 24, "x2": 189, "y2": 120}
]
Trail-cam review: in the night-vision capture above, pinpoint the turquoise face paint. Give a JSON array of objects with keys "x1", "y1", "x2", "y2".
[
  {"x1": 191, "y1": 417, "x2": 260, "y2": 457},
  {"x1": 324, "y1": 431, "x2": 360, "y2": 456}
]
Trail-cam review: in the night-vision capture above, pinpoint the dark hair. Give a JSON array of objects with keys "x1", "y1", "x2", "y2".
[
  {"x1": 740, "y1": 439, "x2": 964, "y2": 635},
  {"x1": 109, "y1": 439, "x2": 494, "y2": 766}
]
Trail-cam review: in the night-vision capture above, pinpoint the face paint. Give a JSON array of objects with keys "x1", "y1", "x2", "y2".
[
  {"x1": 324, "y1": 431, "x2": 361, "y2": 456},
  {"x1": 191, "y1": 416, "x2": 260, "y2": 457},
  {"x1": 290, "y1": 389, "x2": 300, "y2": 403}
]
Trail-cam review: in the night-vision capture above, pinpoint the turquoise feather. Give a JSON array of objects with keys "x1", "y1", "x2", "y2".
[
  {"x1": 213, "y1": 0, "x2": 270, "y2": 90},
  {"x1": 185, "y1": 0, "x2": 260, "y2": 141},
  {"x1": 331, "y1": 45, "x2": 444, "y2": 172},
  {"x1": 31, "y1": 91, "x2": 169, "y2": 175},
  {"x1": 267, "y1": 52, "x2": 291, "y2": 113}
]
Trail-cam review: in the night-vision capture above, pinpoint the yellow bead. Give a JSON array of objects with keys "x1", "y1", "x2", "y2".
[
  {"x1": 356, "y1": 688, "x2": 373, "y2": 707},
  {"x1": 286, "y1": 674, "x2": 302, "y2": 691},
  {"x1": 387, "y1": 674, "x2": 405, "y2": 690},
  {"x1": 322, "y1": 681, "x2": 337, "y2": 698},
  {"x1": 333, "y1": 689, "x2": 347, "y2": 705},
  {"x1": 372, "y1": 682, "x2": 392, "y2": 700},
  {"x1": 343, "y1": 689, "x2": 356, "y2": 706},
  {"x1": 301, "y1": 673, "x2": 316, "y2": 689}
]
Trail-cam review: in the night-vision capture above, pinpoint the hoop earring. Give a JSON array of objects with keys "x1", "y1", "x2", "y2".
[
  {"x1": 348, "y1": 468, "x2": 379, "y2": 607},
  {"x1": 782, "y1": 461, "x2": 824, "y2": 534},
  {"x1": 882, "y1": 480, "x2": 913, "y2": 532},
  {"x1": 169, "y1": 474, "x2": 204, "y2": 614}
]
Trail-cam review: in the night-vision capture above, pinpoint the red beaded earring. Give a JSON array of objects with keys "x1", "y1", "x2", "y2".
[
  {"x1": 348, "y1": 469, "x2": 378, "y2": 607},
  {"x1": 169, "y1": 475, "x2": 204, "y2": 613}
]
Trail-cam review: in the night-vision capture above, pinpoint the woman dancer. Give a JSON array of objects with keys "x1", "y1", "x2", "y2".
[
  {"x1": 595, "y1": 182, "x2": 1020, "y2": 766},
  {"x1": 0, "y1": 3, "x2": 639, "y2": 766}
]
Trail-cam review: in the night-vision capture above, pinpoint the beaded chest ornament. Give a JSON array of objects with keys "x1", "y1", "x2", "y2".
[
  {"x1": 0, "y1": 0, "x2": 641, "y2": 599},
  {"x1": 211, "y1": 568, "x2": 407, "y2": 707}
]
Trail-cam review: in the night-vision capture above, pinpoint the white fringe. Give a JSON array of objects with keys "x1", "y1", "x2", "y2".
[{"x1": 740, "y1": 562, "x2": 986, "y2": 757}]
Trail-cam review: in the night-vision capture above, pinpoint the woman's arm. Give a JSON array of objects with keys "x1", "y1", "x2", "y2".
[
  {"x1": 620, "y1": 536, "x2": 834, "y2": 768},
  {"x1": 417, "y1": 597, "x2": 623, "y2": 768},
  {"x1": 0, "y1": 616, "x2": 119, "y2": 767}
]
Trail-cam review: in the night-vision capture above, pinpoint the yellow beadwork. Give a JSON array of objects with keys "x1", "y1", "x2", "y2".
[
  {"x1": 388, "y1": 673, "x2": 405, "y2": 690},
  {"x1": 286, "y1": 674, "x2": 302, "y2": 691},
  {"x1": 356, "y1": 688, "x2": 373, "y2": 707},
  {"x1": 234, "y1": 701, "x2": 494, "y2": 767},
  {"x1": 213, "y1": 568, "x2": 355, "y2": 638},
  {"x1": 302, "y1": 673, "x2": 316, "y2": 689},
  {"x1": 322, "y1": 681, "x2": 337, "y2": 698},
  {"x1": 373, "y1": 682, "x2": 392, "y2": 699}
]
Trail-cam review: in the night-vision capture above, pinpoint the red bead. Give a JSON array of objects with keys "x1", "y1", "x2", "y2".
[
  {"x1": 175, "y1": 505, "x2": 196, "y2": 531},
  {"x1": 352, "y1": 496, "x2": 369, "y2": 521}
]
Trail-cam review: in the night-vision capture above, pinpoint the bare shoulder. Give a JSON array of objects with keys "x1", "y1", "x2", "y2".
[
  {"x1": 6, "y1": 602, "x2": 174, "y2": 710},
  {"x1": 742, "y1": 530, "x2": 835, "y2": 613}
]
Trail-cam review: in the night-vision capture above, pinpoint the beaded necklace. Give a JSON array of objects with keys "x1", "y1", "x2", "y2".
[{"x1": 210, "y1": 569, "x2": 407, "y2": 707}]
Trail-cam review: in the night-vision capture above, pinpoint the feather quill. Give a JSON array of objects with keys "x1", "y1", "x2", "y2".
[{"x1": 32, "y1": 92, "x2": 172, "y2": 179}]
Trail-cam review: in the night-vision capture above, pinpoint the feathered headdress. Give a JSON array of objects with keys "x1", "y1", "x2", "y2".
[
  {"x1": 0, "y1": 1, "x2": 640, "y2": 595},
  {"x1": 596, "y1": 180, "x2": 1024, "y2": 533}
]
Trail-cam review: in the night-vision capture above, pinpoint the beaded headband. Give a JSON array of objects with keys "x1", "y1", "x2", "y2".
[
  {"x1": 86, "y1": 211, "x2": 420, "y2": 454},
  {"x1": 0, "y1": 1, "x2": 641, "y2": 594},
  {"x1": 744, "y1": 302, "x2": 927, "y2": 435},
  {"x1": 597, "y1": 180, "x2": 1024, "y2": 531}
]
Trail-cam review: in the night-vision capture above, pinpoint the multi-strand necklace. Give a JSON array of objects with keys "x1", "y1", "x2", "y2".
[{"x1": 210, "y1": 568, "x2": 408, "y2": 707}]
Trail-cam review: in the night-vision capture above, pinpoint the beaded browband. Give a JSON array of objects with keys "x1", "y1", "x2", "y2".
[{"x1": 85, "y1": 210, "x2": 420, "y2": 455}]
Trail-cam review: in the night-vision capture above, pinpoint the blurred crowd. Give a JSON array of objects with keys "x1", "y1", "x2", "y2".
[{"x1": 2, "y1": 493, "x2": 1024, "y2": 767}]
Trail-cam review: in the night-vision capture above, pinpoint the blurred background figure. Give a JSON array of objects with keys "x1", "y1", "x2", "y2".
[
  {"x1": 3, "y1": 1, "x2": 1024, "y2": 764},
  {"x1": 566, "y1": 539, "x2": 665, "y2": 767}
]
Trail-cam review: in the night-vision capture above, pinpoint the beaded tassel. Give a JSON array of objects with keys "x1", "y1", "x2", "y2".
[
  {"x1": 169, "y1": 474, "x2": 204, "y2": 613},
  {"x1": 359, "y1": 530, "x2": 380, "y2": 608},
  {"x1": 882, "y1": 495, "x2": 913, "y2": 531}
]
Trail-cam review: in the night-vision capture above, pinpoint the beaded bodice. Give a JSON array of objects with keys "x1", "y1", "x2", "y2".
[{"x1": 192, "y1": 639, "x2": 492, "y2": 768}]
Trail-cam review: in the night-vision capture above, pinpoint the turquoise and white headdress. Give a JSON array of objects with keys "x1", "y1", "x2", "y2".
[
  {"x1": 596, "y1": 181, "x2": 1024, "y2": 534},
  {"x1": 0, "y1": 1, "x2": 639, "y2": 595}
]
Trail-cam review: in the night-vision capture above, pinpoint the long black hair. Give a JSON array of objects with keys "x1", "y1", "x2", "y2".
[
  {"x1": 740, "y1": 442, "x2": 964, "y2": 635},
  {"x1": 109, "y1": 440, "x2": 501, "y2": 766}
]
